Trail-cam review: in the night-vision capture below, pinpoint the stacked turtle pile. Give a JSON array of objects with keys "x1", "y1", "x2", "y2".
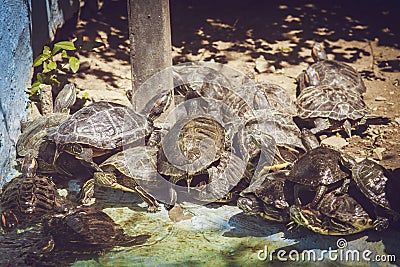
[{"x1": 0, "y1": 42, "x2": 399, "y2": 264}]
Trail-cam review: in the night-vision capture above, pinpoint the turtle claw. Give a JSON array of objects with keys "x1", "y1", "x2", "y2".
[
  {"x1": 373, "y1": 217, "x2": 389, "y2": 231},
  {"x1": 147, "y1": 204, "x2": 161, "y2": 213}
]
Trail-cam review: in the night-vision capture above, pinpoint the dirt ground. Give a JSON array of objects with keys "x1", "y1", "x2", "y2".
[{"x1": 53, "y1": 0, "x2": 399, "y2": 170}]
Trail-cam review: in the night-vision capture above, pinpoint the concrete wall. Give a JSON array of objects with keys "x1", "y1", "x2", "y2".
[{"x1": 0, "y1": 0, "x2": 79, "y2": 186}]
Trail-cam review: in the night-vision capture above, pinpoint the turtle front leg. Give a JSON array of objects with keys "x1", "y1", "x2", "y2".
[
  {"x1": 78, "y1": 178, "x2": 96, "y2": 205},
  {"x1": 310, "y1": 185, "x2": 328, "y2": 208},
  {"x1": 372, "y1": 217, "x2": 389, "y2": 231}
]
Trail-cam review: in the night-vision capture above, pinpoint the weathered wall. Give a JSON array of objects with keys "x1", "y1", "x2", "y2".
[{"x1": 0, "y1": 0, "x2": 79, "y2": 186}]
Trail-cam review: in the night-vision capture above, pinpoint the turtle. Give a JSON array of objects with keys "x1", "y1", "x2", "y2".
[
  {"x1": 42, "y1": 207, "x2": 150, "y2": 254},
  {"x1": 238, "y1": 170, "x2": 293, "y2": 222},
  {"x1": 297, "y1": 42, "x2": 367, "y2": 95},
  {"x1": 17, "y1": 83, "x2": 77, "y2": 174},
  {"x1": 46, "y1": 101, "x2": 153, "y2": 171},
  {"x1": 288, "y1": 191, "x2": 374, "y2": 235},
  {"x1": 246, "y1": 82, "x2": 307, "y2": 175},
  {"x1": 286, "y1": 129, "x2": 352, "y2": 208},
  {"x1": 193, "y1": 150, "x2": 252, "y2": 203},
  {"x1": 0, "y1": 154, "x2": 72, "y2": 231},
  {"x1": 295, "y1": 83, "x2": 370, "y2": 137},
  {"x1": 157, "y1": 115, "x2": 226, "y2": 192},
  {"x1": 79, "y1": 146, "x2": 165, "y2": 212},
  {"x1": 340, "y1": 157, "x2": 400, "y2": 231}
]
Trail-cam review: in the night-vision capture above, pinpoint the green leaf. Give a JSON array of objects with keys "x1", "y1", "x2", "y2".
[
  {"x1": 54, "y1": 41, "x2": 76, "y2": 51},
  {"x1": 42, "y1": 46, "x2": 51, "y2": 57},
  {"x1": 52, "y1": 46, "x2": 62, "y2": 55},
  {"x1": 43, "y1": 61, "x2": 50, "y2": 73},
  {"x1": 32, "y1": 54, "x2": 46, "y2": 67},
  {"x1": 28, "y1": 81, "x2": 42, "y2": 96},
  {"x1": 69, "y1": 56, "x2": 80, "y2": 73},
  {"x1": 61, "y1": 50, "x2": 68, "y2": 58},
  {"x1": 47, "y1": 61, "x2": 57, "y2": 71},
  {"x1": 82, "y1": 92, "x2": 89, "y2": 99}
]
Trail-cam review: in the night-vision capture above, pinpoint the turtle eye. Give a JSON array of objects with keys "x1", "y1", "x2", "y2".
[{"x1": 71, "y1": 144, "x2": 83, "y2": 154}]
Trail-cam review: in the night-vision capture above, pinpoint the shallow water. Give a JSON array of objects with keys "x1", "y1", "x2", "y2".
[{"x1": 67, "y1": 189, "x2": 400, "y2": 267}]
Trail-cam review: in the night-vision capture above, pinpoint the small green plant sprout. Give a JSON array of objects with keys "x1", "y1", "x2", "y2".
[{"x1": 28, "y1": 37, "x2": 104, "y2": 98}]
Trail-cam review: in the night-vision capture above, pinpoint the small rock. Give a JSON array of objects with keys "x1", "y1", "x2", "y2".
[
  {"x1": 255, "y1": 56, "x2": 270, "y2": 73},
  {"x1": 373, "y1": 147, "x2": 386, "y2": 161},
  {"x1": 389, "y1": 91, "x2": 395, "y2": 95},
  {"x1": 375, "y1": 96, "x2": 387, "y2": 101},
  {"x1": 168, "y1": 205, "x2": 193, "y2": 222},
  {"x1": 320, "y1": 136, "x2": 349, "y2": 149},
  {"x1": 394, "y1": 117, "x2": 400, "y2": 125},
  {"x1": 57, "y1": 189, "x2": 68, "y2": 197}
]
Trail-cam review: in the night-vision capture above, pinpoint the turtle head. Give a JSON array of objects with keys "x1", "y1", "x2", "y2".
[
  {"x1": 147, "y1": 90, "x2": 173, "y2": 123},
  {"x1": 339, "y1": 153, "x2": 356, "y2": 170},
  {"x1": 300, "y1": 128, "x2": 320, "y2": 151},
  {"x1": 59, "y1": 143, "x2": 93, "y2": 162},
  {"x1": 21, "y1": 154, "x2": 38, "y2": 177},
  {"x1": 311, "y1": 42, "x2": 327, "y2": 62},
  {"x1": 93, "y1": 172, "x2": 117, "y2": 187},
  {"x1": 237, "y1": 194, "x2": 264, "y2": 215},
  {"x1": 53, "y1": 83, "x2": 77, "y2": 113}
]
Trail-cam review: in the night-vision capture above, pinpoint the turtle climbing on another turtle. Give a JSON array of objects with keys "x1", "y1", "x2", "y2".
[
  {"x1": 295, "y1": 83, "x2": 370, "y2": 137},
  {"x1": 297, "y1": 42, "x2": 367, "y2": 95},
  {"x1": 285, "y1": 128, "x2": 352, "y2": 208},
  {"x1": 46, "y1": 101, "x2": 153, "y2": 172}
]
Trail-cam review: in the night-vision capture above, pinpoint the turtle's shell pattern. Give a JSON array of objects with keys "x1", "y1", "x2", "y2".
[
  {"x1": 299, "y1": 60, "x2": 366, "y2": 95},
  {"x1": 47, "y1": 102, "x2": 151, "y2": 150},
  {"x1": 288, "y1": 147, "x2": 348, "y2": 186},
  {"x1": 317, "y1": 192, "x2": 372, "y2": 224},
  {"x1": 251, "y1": 82, "x2": 304, "y2": 150},
  {"x1": 352, "y1": 159, "x2": 393, "y2": 211},
  {"x1": 244, "y1": 171, "x2": 290, "y2": 207},
  {"x1": 0, "y1": 174, "x2": 67, "y2": 223},
  {"x1": 159, "y1": 116, "x2": 226, "y2": 175},
  {"x1": 17, "y1": 113, "x2": 69, "y2": 157},
  {"x1": 43, "y1": 207, "x2": 149, "y2": 250},
  {"x1": 296, "y1": 84, "x2": 369, "y2": 121},
  {"x1": 100, "y1": 146, "x2": 158, "y2": 183}
]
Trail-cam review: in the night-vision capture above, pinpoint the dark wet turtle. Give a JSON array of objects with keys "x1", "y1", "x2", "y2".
[
  {"x1": 17, "y1": 83, "x2": 77, "y2": 174},
  {"x1": 289, "y1": 191, "x2": 374, "y2": 235},
  {"x1": 341, "y1": 157, "x2": 400, "y2": 231},
  {"x1": 296, "y1": 83, "x2": 369, "y2": 137},
  {"x1": 157, "y1": 115, "x2": 226, "y2": 191},
  {"x1": 238, "y1": 171, "x2": 292, "y2": 222},
  {"x1": 286, "y1": 129, "x2": 351, "y2": 208},
  {"x1": 79, "y1": 146, "x2": 162, "y2": 212},
  {"x1": 42, "y1": 207, "x2": 150, "y2": 253},
  {"x1": 47, "y1": 101, "x2": 153, "y2": 171},
  {"x1": 0, "y1": 155, "x2": 72, "y2": 230},
  {"x1": 297, "y1": 42, "x2": 367, "y2": 95}
]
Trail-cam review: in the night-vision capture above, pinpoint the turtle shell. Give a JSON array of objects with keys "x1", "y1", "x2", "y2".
[
  {"x1": 17, "y1": 113, "x2": 69, "y2": 157},
  {"x1": 158, "y1": 116, "x2": 226, "y2": 175},
  {"x1": 352, "y1": 159, "x2": 394, "y2": 211},
  {"x1": 298, "y1": 59, "x2": 366, "y2": 95},
  {"x1": 47, "y1": 101, "x2": 151, "y2": 150},
  {"x1": 287, "y1": 147, "x2": 348, "y2": 187},
  {"x1": 244, "y1": 171, "x2": 291, "y2": 207},
  {"x1": 100, "y1": 146, "x2": 158, "y2": 184},
  {"x1": 43, "y1": 207, "x2": 150, "y2": 251},
  {"x1": 250, "y1": 82, "x2": 305, "y2": 151},
  {"x1": 0, "y1": 174, "x2": 71, "y2": 229},
  {"x1": 296, "y1": 84, "x2": 369, "y2": 122}
]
